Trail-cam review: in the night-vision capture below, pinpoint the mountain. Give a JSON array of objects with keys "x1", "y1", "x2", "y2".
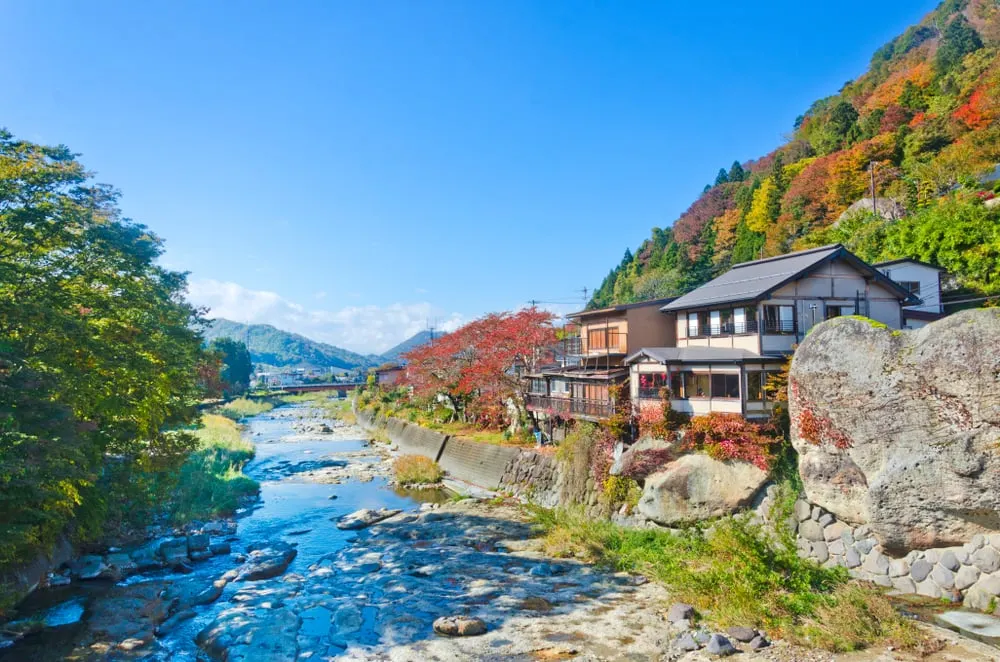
[
  {"x1": 203, "y1": 319, "x2": 379, "y2": 371},
  {"x1": 380, "y1": 330, "x2": 434, "y2": 362},
  {"x1": 591, "y1": 0, "x2": 1000, "y2": 309}
]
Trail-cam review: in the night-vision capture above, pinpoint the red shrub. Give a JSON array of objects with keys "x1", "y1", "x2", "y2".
[
  {"x1": 682, "y1": 413, "x2": 777, "y2": 471},
  {"x1": 796, "y1": 407, "x2": 852, "y2": 449}
]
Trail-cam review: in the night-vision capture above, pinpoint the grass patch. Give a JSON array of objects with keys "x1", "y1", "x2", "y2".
[
  {"x1": 392, "y1": 455, "x2": 444, "y2": 485},
  {"x1": 530, "y1": 505, "x2": 920, "y2": 651},
  {"x1": 170, "y1": 414, "x2": 259, "y2": 523},
  {"x1": 217, "y1": 397, "x2": 274, "y2": 420}
]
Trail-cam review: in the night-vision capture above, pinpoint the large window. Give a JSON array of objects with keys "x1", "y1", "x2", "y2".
[
  {"x1": 711, "y1": 373, "x2": 740, "y2": 399},
  {"x1": 638, "y1": 372, "x2": 668, "y2": 399},
  {"x1": 550, "y1": 379, "x2": 569, "y2": 395},
  {"x1": 530, "y1": 378, "x2": 547, "y2": 394},
  {"x1": 746, "y1": 370, "x2": 783, "y2": 402},
  {"x1": 898, "y1": 281, "x2": 920, "y2": 296},
  {"x1": 763, "y1": 305, "x2": 796, "y2": 334}
]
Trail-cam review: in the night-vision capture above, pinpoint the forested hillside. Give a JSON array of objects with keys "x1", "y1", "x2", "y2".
[
  {"x1": 591, "y1": 0, "x2": 1000, "y2": 308},
  {"x1": 204, "y1": 319, "x2": 378, "y2": 370}
]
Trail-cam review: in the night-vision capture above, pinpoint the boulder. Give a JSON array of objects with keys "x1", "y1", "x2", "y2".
[
  {"x1": 789, "y1": 311, "x2": 1000, "y2": 552},
  {"x1": 637, "y1": 454, "x2": 767, "y2": 526},
  {"x1": 609, "y1": 436, "x2": 676, "y2": 480},
  {"x1": 238, "y1": 542, "x2": 297, "y2": 581}
]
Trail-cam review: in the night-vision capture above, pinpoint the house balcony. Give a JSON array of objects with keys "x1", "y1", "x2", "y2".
[
  {"x1": 525, "y1": 394, "x2": 614, "y2": 421},
  {"x1": 562, "y1": 333, "x2": 629, "y2": 357}
]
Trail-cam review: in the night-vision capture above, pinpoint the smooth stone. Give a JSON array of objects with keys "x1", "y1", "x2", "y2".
[
  {"x1": 956, "y1": 565, "x2": 981, "y2": 591},
  {"x1": 675, "y1": 632, "x2": 700, "y2": 652},
  {"x1": 973, "y1": 546, "x2": 1000, "y2": 574},
  {"x1": 940, "y1": 551, "x2": 961, "y2": 572},
  {"x1": 725, "y1": 625, "x2": 756, "y2": 642},
  {"x1": 799, "y1": 520, "x2": 824, "y2": 542},
  {"x1": 889, "y1": 558, "x2": 910, "y2": 578},
  {"x1": 811, "y1": 541, "x2": 829, "y2": 564},
  {"x1": 749, "y1": 634, "x2": 770, "y2": 650},
  {"x1": 931, "y1": 565, "x2": 956, "y2": 589},
  {"x1": 433, "y1": 616, "x2": 486, "y2": 637},
  {"x1": 911, "y1": 559, "x2": 933, "y2": 582},
  {"x1": 846, "y1": 548, "x2": 862, "y2": 569}
]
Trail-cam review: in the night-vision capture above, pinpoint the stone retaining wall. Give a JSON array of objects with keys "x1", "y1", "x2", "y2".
[
  {"x1": 755, "y1": 488, "x2": 1000, "y2": 611},
  {"x1": 498, "y1": 450, "x2": 561, "y2": 508}
]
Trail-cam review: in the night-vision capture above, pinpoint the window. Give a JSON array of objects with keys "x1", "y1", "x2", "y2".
[
  {"x1": 638, "y1": 372, "x2": 668, "y2": 399},
  {"x1": 530, "y1": 378, "x2": 547, "y2": 394},
  {"x1": 551, "y1": 379, "x2": 569, "y2": 395},
  {"x1": 898, "y1": 281, "x2": 920, "y2": 296},
  {"x1": 720, "y1": 309, "x2": 734, "y2": 334},
  {"x1": 746, "y1": 371, "x2": 764, "y2": 401},
  {"x1": 687, "y1": 313, "x2": 699, "y2": 337},
  {"x1": 825, "y1": 304, "x2": 854, "y2": 320},
  {"x1": 688, "y1": 373, "x2": 710, "y2": 398},
  {"x1": 711, "y1": 373, "x2": 740, "y2": 398},
  {"x1": 588, "y1": 328, "x2": 621, "y2": 351},
  {"x1": 763, "y1": 305, "x2": 796, "y2": 334},
  {"x1": 671, "y1": 371, "x2": 687, "y2": 399},
  {"x1": 698, "y1": 312, "x2": 710, "y2": 336},
  {"x1": 746, "y1": 370, "x2": 783, "y2": 402}
]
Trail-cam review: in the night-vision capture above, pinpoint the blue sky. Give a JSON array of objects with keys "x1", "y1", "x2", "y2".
[{"x1": 1, "y1": 0, "x2": 937, "y2": 352}]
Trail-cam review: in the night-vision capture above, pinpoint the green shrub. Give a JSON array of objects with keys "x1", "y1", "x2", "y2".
[{"x1": 168, "y1": 414, "x2": 259, "y2": 523}]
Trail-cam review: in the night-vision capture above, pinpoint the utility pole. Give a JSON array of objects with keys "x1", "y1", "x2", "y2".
[
  {"x1": 426, "y1": 319, "x2": 437, "y2": 344},
  {"x1": 870, "y1": 160, "x2": 877, "y2": 214}
]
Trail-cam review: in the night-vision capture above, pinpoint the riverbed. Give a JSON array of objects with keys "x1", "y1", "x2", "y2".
[{"x1": 4, "y1": 403, "x2": 999, "y2": 661}]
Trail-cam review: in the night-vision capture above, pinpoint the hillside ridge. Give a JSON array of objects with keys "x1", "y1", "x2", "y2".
[{"x1": 590, "y1": 0, "x2": 1000, "y2": 309}]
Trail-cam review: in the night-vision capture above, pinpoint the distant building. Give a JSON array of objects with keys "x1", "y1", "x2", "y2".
[{"x1": 375, "y1": 363, "x2": 405, "y2": 387}]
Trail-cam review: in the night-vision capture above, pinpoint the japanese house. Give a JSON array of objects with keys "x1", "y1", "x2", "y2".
[
  {"x1": 873, "y1": 258, "x2": 946, "y2": 329},
  {"x1": 526, "y1": 297, "x2": 676, "y2": 434},
  {"x1": 627, "y1": 244, "x2": 918, "y2": 419}
]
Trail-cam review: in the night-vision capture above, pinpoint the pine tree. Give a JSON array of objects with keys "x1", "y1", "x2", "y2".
[
  {"x1": 714, "y1": 168, "x2": 730, "y2": 186},
  {"x1": 728, "y1": 160, "x2": 746, "y2": 182}
]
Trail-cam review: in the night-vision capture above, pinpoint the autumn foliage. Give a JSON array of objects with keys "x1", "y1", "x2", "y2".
[
  {"x1": 401, "y1": 307, "x2": 555, "y2": 429},
  {"x1": 589, "y1": 2, "x2": 1000, "y2": 311},
  {"x1": 681, "y1": 413, "x2": 778, "y2": 471}
]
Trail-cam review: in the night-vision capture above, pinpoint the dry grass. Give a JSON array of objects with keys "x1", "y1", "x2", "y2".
[{"x1": 393, "y1": 454, "x2": 444, "y2": 485}]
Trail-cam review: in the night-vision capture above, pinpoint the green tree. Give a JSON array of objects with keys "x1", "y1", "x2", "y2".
[
  {"x1": 714, "y1": 168, "x2": 730, "y2": 186},
  {"x1": 935, "y1": 15, "x2": 983, "y2": 75},
  {"x1": 0, "y1": 129, "x2": 205, "y2": 589},
  {"x1": 208, "y1": 338, "x2": 253, "y2": 396},
  {"x1": 728, "y1": 160, "x2": 746, "y2": 182}
]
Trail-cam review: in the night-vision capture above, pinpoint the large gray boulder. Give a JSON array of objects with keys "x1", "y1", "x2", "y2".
[
  {"x1": 789, "y1": 310, "x2": 1000, "y2": 552},
  {"x1": 637, "y1": 453, "x2": 767, "y2": 526}
]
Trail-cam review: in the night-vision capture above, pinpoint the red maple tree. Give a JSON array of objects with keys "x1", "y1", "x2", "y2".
[{"x1": 402, "y1": 307, "x2": 556, "y2": 428}]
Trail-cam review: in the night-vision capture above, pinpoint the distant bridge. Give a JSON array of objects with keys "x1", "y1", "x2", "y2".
[{"x1": 275, "y1": 382, "x2": 364, "y2": 395}]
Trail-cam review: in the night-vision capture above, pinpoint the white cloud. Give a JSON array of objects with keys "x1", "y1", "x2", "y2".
[{"x1": 187, "y1": 279, "x2": 464, "y2": 354}]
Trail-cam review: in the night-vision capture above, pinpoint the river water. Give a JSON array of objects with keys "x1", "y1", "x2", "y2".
[{"x1": 2, "y1": 402, "x2": 444, "y2": 660}]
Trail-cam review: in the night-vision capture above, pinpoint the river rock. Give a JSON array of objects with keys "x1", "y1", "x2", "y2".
[
  {"x1": 706, "y1": 633, "x2": 737, "y2": 656},
  {"x1": 433, "y1": 615, "x2": 487, "y2": 636},
  {"x1": 335, "y1": 508, "x2": 403, "y2": 530},
  {"x1": 667, "y1": 602, "x2": 696, "y2": 623},
  {"x1": 637, "y1": 454, "x2": 767, "y2": 526},
  {"x1": 159, "y1": 539, "x2": 189, "y2": 565},
  {"x1": 75, "y1": 555, "x2": 106, "y2": 580},
  {"x1": 238, "y1": 542, "x2": 297, "y2": 581},
  {"x1": 197, "y1": 606, "x2": 299, "y2": 661},
  {"x1": 789, "y1": 311, "x2": 1000, "y2": 552}
]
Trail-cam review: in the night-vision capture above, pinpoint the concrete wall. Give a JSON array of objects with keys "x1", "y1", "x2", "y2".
[{"x1": 355, "y1": 409, "x2": 521, "y2": 490}]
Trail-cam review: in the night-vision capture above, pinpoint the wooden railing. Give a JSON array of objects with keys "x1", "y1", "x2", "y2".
[{"x1": 525, "y1": 394, "x2": 614, "y2": 420}]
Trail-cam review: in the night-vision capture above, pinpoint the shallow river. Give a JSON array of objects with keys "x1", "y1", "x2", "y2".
[{"x1": 2, "y1": 403, "x2": 443, "y2": 660}]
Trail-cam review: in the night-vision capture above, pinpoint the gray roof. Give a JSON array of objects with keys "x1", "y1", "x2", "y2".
[
  {"x1": 625, "y1": 347, "x2": 776, "y2": 364},
  {"x1": 662, "y1": 244, "x2": 917, "y2": 311}
]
